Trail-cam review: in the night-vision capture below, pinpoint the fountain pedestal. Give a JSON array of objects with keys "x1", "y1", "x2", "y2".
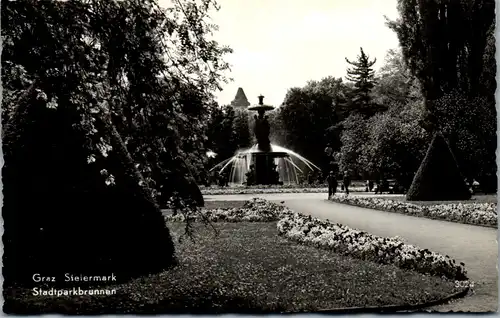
[{"x1": 251, "y1": 152, "x2": 288, "y2": 185}]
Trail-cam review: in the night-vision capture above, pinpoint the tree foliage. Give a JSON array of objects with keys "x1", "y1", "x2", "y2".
[
  {"x1": 337, "y1": 113, "x2": 370, "y2": 178},
  {"x1": 279, "y1": 77, "x2": 349, "y2": 170},
  {"x1": 2, "y1": 0, "x2": 231, "y2": 285},
  {"x1": 206, "y1": 104, "x2": 237, "y2": 161},
  {"x1": 386, "y1": 0, "x2": 495, "y2": 108},
  {"x1": 267, "y1": 108, "x2": 288, "y2": 146},
  {"x1": 364, "y1": 101, "x2": 430, "y2": 186},
  {"x1": 337, "y1": 49, "x2": 428, "y2": 185},
  {"x1": 233, "y1": 109, "x2": 252, "y2": 150},
  {"x1": 3, "y1": 0, "x2": 232, "y2": 203},
  {"x1": 433, "y1": 91, "x2": 497, "y2": 191},
  {"x1": 371, "y1": 49, "x2": 422, "y2": 107}
]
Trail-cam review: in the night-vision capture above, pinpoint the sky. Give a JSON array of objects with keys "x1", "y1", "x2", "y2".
[{"x1": 162, "y1": 0, "x2": 402, "y2": 107}]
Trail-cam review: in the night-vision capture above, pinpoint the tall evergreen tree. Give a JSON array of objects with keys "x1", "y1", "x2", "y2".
[{"x1": 345, "y1": 47, "x2": 377, "y2": 116}]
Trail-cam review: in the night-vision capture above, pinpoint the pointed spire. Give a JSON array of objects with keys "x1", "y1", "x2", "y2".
[{"x1": 231, "y1": 87, "x2": 250, "y2": 107}]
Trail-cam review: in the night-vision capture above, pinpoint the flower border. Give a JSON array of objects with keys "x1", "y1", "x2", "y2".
[
  {"x1": 329, "y1": 194, "x2": 497, "y2": 228},
  {"x1": 201, "y1": 186, "x2": 367, "y2": 195},
  {"x1": 277, "y1": 211, "x2": 467, "y2": 281}
]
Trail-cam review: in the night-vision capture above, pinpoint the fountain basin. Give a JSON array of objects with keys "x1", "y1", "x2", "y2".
[
  {"x1": 211, "y1": 144, "x2": 320, "y2": 186},
  {"x1": 248, "y1": 105, "x2": 275, "y2": 112}
]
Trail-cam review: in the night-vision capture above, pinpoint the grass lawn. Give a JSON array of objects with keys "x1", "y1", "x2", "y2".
[
  {"x1": 161, "y1": 201, "x2": 246, "y2": 216},
  {"x1": 203, "y1": 200, "x2": 247, "y2": 209},
  {"x1": 4, "y1": 222, "x2": 464, "y2": 314},
  {"x1": 380, "y1": 194, "x2": 497, "y2": 205}
]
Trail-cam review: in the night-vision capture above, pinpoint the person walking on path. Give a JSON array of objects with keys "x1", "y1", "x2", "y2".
[
  {"x1": 326, "y1": 170, "x2": 338, "y2": 199},
  {"x1": 342, "y1": 171, "x2": 351, "y2": 195}
]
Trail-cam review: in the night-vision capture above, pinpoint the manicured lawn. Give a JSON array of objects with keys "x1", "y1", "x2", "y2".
[
  {"x1": 204, "y1": 200, "x2": 247, "y2": 209},
  {"x1": 161, "y1": 201, "x2": 246, "y2": 216},
  {"x1": 4, "y1": 222, "x2": 463, "y2": 314}
]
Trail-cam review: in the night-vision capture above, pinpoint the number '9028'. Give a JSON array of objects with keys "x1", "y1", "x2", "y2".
[{"x1": 455, "y1": 280, "x2": 474, "y2": 288}]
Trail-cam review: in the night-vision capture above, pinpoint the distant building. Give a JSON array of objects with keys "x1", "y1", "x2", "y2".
[{"x1": 230, "y1": 87, "x2": 250, "y2": 108}]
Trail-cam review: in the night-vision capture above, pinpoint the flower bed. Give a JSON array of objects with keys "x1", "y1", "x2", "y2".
[
  {"x1": 167, "y1": 198, "x2": 469, "y2": 281},
  {"x1": 276, "y1": 212, "x2": 468, "y2": 281},
  {"x1": 5, "y1": 221, "x2": 466, "y2": 314},
  {"x1": 200, "y1": 184, "x2": 328, "y2": 190},
  {"x1": 330, "y1": 194, "x2": 497, "y2": 227},
  {"x1": 201, "y1": 186, "x2": 367, "y2": 195}
]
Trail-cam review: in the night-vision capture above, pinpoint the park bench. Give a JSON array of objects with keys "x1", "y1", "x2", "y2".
[{"x1": 374, "y1": 179, "x2": 405, "y2": 194}]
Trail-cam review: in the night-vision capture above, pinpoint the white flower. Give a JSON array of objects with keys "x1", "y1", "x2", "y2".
[
  {"x1": 46, "y1": 97, "x2": 58, "y2": 109},
  {"x1": 96, "y1": 138, "x2": 113, "y2": 157},
  {"x1": 105, "y1": 174, "x2": 115, "y2": 186},
  {"x1": 36, "y1": 89, "x2": 47, "y2": 101},
  {"x1": 87, "y1": 155, "x2": 96, "y2": 164}
]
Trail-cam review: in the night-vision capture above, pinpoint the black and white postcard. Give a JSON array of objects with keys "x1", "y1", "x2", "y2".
[{"x1": 2, "y1": 0, "x2": 497, "y2": 314}]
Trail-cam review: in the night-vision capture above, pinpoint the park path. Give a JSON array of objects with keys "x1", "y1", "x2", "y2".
[{"x1": 205, "y1": 193, "x2": 498, "y2": 312}]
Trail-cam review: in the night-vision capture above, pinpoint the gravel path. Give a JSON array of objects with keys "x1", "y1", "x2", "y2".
[{"x1": 204, "y1": 193, "x2": 498, "y2": 312}]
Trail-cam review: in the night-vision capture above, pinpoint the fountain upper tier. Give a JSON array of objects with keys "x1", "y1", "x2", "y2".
[{"x1": 248, "y1": 95, "x2": 275, "y2": 112}]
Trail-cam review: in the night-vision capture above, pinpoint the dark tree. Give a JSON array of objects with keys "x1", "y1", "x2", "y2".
[
  {"x1": 279, "y1": 77, "x2": 349, "y2": 172},
  {"x1": 386, "y1": 0, "x2": 495, "y2": 120},
  {"x1": 2, "y1": 0, "x2": 230, "y2": 287},
  {"x1": 206, "y1": 105, "x2": 238, "y2": 162},
  {"x1": 345, "y1": 47, "x2": 378, "y2": 116},
  {"x1": 233, "y1": 109, "x2": 252, "y2": 150},
  {"x1": 386, "y1": 0, "x2": 495, "y2": 199}
]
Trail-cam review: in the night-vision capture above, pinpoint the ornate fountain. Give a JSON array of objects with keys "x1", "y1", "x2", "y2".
[
  {"x1": 211, "y1": 95, "x2": 321, "y2": 186},
  {"x1": 247, "y1": 95, "x2": 288, "y2": 185}
]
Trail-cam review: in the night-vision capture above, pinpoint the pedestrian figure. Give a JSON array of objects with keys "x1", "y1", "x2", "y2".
[
  {"x1": 307, "y1": 172, "x2": 313, "y2": 184},
  {"x1": 223, "y1": 170, "x2": 229, "y2": 187},
  {"x1": 342, "y1": 171, "x2": 351, "y2": 195},
  {"x1": 382, "y1": 179, "x2": 389, "y2": 193},
  {"x1": 368, "y1": 180, "x2": 374, "y2": 192},
  {"x1": 326, "y1": 170, "x2": 337, "y2": 199},
  {"x1": 217, "y1": 172, "x2": 224, "y2": 187},
  {"x1": 374, "y1": 178, "x2": 381, "y2": 194},
  {"x1": 317, "y1": 171, "x2": 324, "y2": 184}
]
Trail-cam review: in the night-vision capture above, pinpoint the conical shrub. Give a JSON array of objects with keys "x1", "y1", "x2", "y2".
[
  {"x1": 406, "y1": 132, "x2": 471, "y2": 201},
  {"x1": 2, "y1": 96, "x2": 177, "y2": 288}
]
